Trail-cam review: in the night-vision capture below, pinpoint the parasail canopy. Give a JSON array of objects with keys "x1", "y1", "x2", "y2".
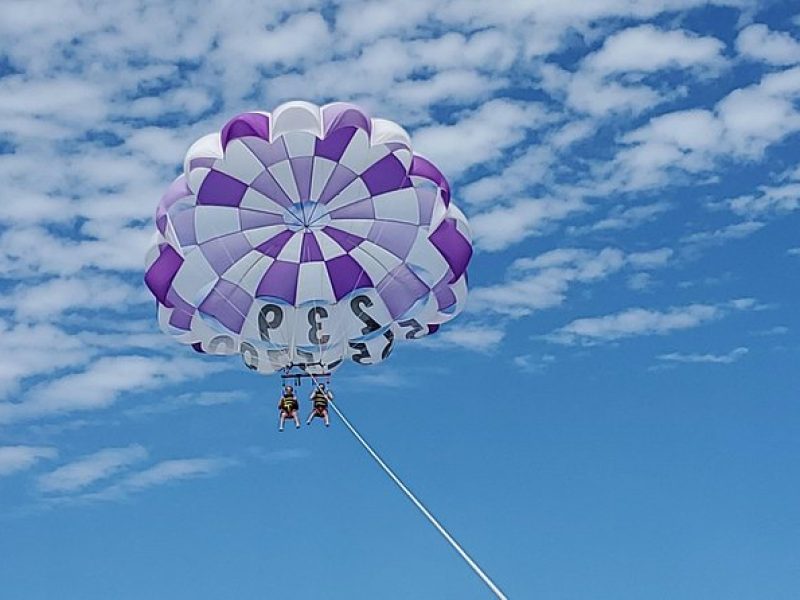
[{"x1": 145, "y1": 101, "x2": 472, "y2": 375}]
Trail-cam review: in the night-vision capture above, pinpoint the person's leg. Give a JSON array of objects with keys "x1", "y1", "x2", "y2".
[
  {"x1": 323, "y1": 408, "x2": 330, "y2": 426},
  {"x1": 306, "y1": 409, "x2": 315, "y2": 425},
  {"x1": 279, "y1": 411, "x2": 286, "y2": 431},
  {"x1": 292, "y1": 411, "x2": 300, "y2": 428}
]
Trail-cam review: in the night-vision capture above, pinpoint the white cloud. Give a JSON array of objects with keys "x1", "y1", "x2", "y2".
[
  {"x1": 0, "y1": 355, "x2": 227, "y2": 424},
  {"x1": 222, "y1": 11, "x2": 332, "y2": 71},
  {"x1": 681, "y1": 220, "x2": 765, "y2": 249},
  {"x1": 82, "y1": 458, "x2": 234, "y2": 502},
  {"x1": 471, "y1": 247, "x2": 671, "y2": 316},
  {"x1": 570, "y1": 202, "x2": 673, "y2": 235},
  {"x1": 0, "y1": 275, "x2": 145, "y2": 321},
  {"x1": 657, "y1": 346, "x2": 748, "y2": 364},
  {"x1": 612, "y1": 66, "x2": 800, "y2": 190},
  {"x1": 0, "y1": 225, "x2": 153, "y2": 278},
  {"x1": 546, "y1": 299, "x2": 754, "y2": 345},
  {"x1": 0, "y1": 320, "x2": 89, "y2": 399},
  {"x1": 470, "y1": 197, "x2": 586, "y2": 252},
  {"x1": 0, "y1": 76, "x2": 110, "y2": 140},
  {"x1": 392, "y1": 69, "x2": 506, "y2": 111},
  {"x1": 347, "y1": 368, "x2": 410, "y2": 388},
  {"x1": 124, "y1": 391, "x2": 251, "y2": 417},
  {"x1": 613, "y1": 109, "x2": 724, "y2": 189},
  {"x1": 753, "y1": 325, "x2": 788, "y2": 336},
  {"x1": 584, "y1": 25, "x2": 726, "y2": 75},
  {"x1": 460, "y1": 145, "x2": 556, "y2": 207},
  {"x1": 422, "y1": 324, "x2": 506, "y2": 353},
  {"x1": 718, "y1": 66, "x2": 800, "y2": 156},
  {"x1": 736, "y1": 24, "x2": 800, "y2": 66},
  {"x1": 247, "y1": 447, "x2": 311, "y2": 464},
  {"x1": 513, "y1": 353, "x2": 555, "y2": 374},
  {"x1": 627, "y1": 272, "x2": 654, "y2": 291},
  {"x1": 0, "y1": 445, "x2": 57, "y2": 476},
  {"x1": 544, "y1": 25, "x2": 725, "y2": 116},
  {"x1": 37, "y1": 444, "x2": 147, "y2": 494},
  {"x1": 726, "y1": 183, "x2": 800, "y2": 217},
  {"x1": 413, "y1": 99, "x2": 550, "y2": 179},
  {"x1": 627, "y1": 248, "x2": 674, "y2": 268},
  {"x1": 333, "y1": 0, "x2": 434, "y2": 48},
  {"x1": 541, "y1": 63, "x2": 661, "y2": 116}
]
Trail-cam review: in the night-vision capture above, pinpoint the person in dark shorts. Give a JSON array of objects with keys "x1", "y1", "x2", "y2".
[{"x1": 278, "y1": 385, "x2": 300, "y2": 431}]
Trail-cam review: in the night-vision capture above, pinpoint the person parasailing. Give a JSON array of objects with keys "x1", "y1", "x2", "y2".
[
  {"x1": 306, "y1": 382, "x2": 332, "y2": 427},
  {"x1": 278, "y1": 385, "x2": 300, "y2": 431}
]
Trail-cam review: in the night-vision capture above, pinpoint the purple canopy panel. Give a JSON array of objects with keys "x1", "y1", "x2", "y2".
[
  {"x1": 243, "y1": 137, "x2": 289, "y2": 169},
  {"x1": 367, "y1": 221, "x2": 417, "y2": 260},
  {"x1": 410, "y1": 155, "x2": 450, "y2": 206},
  {"x1": 433, "y1": 279, "x2": 457, "y2": 312},
  {"x1": 156, "y1": 176, "x2": 192, "y2": 234},
  {"x1": 145, "y1": 246, "x2": 183, "y2": 306},
  {"x1": 322, "y1": 226, "x2": 363, "y2": 252},
  {"x1": 325, "y1": 254, "x2": 373, "y2": 301},
  {"x1": 250, "y1": 169, "x2": 294, "y2": 208},
  {"x1": 322, "y1": 103, "x2": 372, "y2": 137},
  {"x1": 377, "y1": 265, "x2": 429, "y2": 319},
  {"x1": 255, "y1": 260, "x2": 299, "y2": 304},
  {"x1": 361, "y1": 154, "x2": 409, "y2": 196},
  {"x1": 198, "y1": 279, "x2": 253, "y2": 334},
  {"x1": 189, "y1": 157, "x2": 216, "y2": 170},
  {"x1": 199, "y1": 238, "x2": 235, "y2": 274},
  {"x1": 221, "y1": 112, "x2": 270, "y2": 150},
  {"x1": 290, "y1": 156, "x2": 314, "y2": 202},
  {"x1": 200, "y1": 232, "x2": 253, "y2": 274},
  {"x1": 328, "y1": 199, "x2": 374, "y2": 220},
  {"x1": 415, "y1": 187, "x2": 437, "y2": 226},
  {"x1": 429, "y1": 218, "x2": 472, "y2": 282},
  {"x1": 171, "y1": 207, "x2": 197, "y2": 246},
  {"x1": 197, "y1": 170, "x2": 248, "y2": 207},
  {"x1": 166, "y1": 288, "x2": 195, "y2": 331},
  {"x1": 317, "y1": 164, "x2": 358, "y2": 204},
  {"x1": 300, "y1": 232, "x2": 324, "y2": 262},
  {"x1": 256, "y1": 230, "x2": 294, "y2": 258},
  {"x1": 239, "y1": 209, "x2": 283, "y2": 230},
  {"x1": 315, "y1": 126, "x2": 357, "y2": 163}
]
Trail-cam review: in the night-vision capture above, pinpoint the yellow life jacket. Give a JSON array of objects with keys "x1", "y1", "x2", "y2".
[
  {"x1": 312, "y1": 390, "x2": 329, "y2": 406},
  {"x1": 281, "y1": 394, "x2": 296, "y2": 410}
]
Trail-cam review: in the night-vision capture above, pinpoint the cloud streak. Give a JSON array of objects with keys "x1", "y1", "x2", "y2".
[
  {"x1": 657, "y1": 346, "x2": 749, "y2": 364},
  {"x1": 546, "y1": 299, "x2": 756, "y2": 346},
  {"x1": 0, "y1": 445, "x2": 57, "y2": 476},
  {"x1": 37, "y1": 444, "x2": 147, "y2": 494}
]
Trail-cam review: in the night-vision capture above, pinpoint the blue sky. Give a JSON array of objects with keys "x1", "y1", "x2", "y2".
[{"x1": 1, "y1": 1, "x2": 799, "y2": 598}]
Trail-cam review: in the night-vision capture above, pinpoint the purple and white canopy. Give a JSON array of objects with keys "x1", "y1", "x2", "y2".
[{"x1": 145, "y1": 101, "x2": 472, "y2": 375}]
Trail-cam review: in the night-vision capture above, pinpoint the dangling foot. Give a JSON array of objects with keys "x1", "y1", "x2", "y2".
[
  {"x1": 279, "y1": 427, "x2": 284, "y2": 432},
  {"x1": 296, "y1": 424, "x2": 300, "y2": 429}
]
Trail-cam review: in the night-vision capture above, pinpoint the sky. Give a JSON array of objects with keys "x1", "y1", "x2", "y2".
[{"x1": 0, "y1": 1, "x2": 799, "y2": 598}]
